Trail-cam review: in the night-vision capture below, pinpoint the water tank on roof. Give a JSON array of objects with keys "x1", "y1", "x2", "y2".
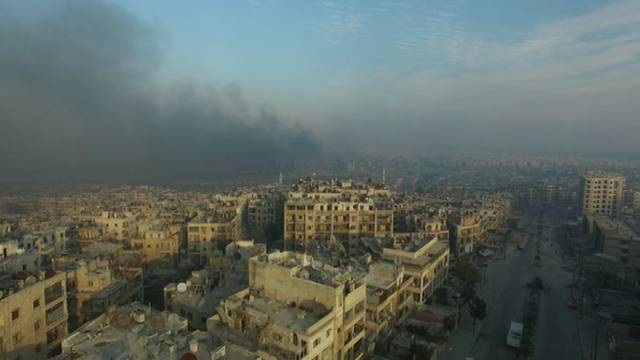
[
  {"x1": 132, "y1": 310, "x2": 146, "y2": 324},
  {"x1": 189, "y1": 339, "x2": 199, "y2": 353},
  {"x1": 177, "y1": 282, "x2": 187, "y2": 293}
]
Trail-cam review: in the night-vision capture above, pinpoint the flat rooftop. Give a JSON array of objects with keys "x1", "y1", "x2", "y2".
[
  {"x1": 231, "y1": 294, "x2": 330, "y2": 333},
  {"x1": 592, "y1": 216, "x2": 639, "y2": 239},
  {"x1": 256, "y1": 251, "x2": 364, "y2": 287},
  {"x1": 62, "y1": 302, "x2": 193, "y2": 359}
]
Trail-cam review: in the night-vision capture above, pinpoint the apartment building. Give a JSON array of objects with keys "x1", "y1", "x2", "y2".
[
  {"x1": 284, "y1": 198, "x2": 393, "y2": 251},
  {"x1": 364, "y1": 261, "x2": 413, "y2": 344},
  {"x1": 217, "y1": 251, "x2": 367, "y2": 360},
  {"x1": 478, "y1": 194, "x2": 512, "y2": 232},
  {"x1": 0, "y1": 271, "x2": 68, "y2": 359},
  {"x1": 94, "y1": 211, "x2": 137, "y2": 240},
  {"x1": 187, "y1": 210, "x2": 241, "y2": 266},
  {"x1": 284, "y1": 178, "x2": 393, "y2": 251},
  {"x1": 381, "y1": 233, "x2": 450, "y2": 304},
  {"x1": 132, "y1": 223, "x2": 180, "y2": 263},
  {"x1": 587, "y1": 215, "x2": 640, "y2": 267},
  {"x1": 57, "y1": 257, "x2": 143, "y2": 330},
  {"x1": 0, "y1": 237, "x2": 41, "y2": 273},
  {"x1": 448, "y1": 213, "x2": 486, "y2": 258},
  {"x1": 247, "y1": 192, "x2": 284, "y2": 241},
  {"x1": 581, "y1": 171, "x2": 625, "y2": 217},
  {"x1": 420, "y1": 215, "x2": 450, "y2": 242}
]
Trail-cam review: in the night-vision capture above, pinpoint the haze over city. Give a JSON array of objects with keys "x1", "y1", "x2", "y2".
[
  {"x1": 1, "y1": 0, "x2": 640, "y2": 182},
  {"x1": 2, "y1": 2, "x2": 640, "y2": 360}
]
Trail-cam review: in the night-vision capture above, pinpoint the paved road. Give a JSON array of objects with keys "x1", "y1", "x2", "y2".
[
  {"x1": 532, "y1": 221, "x2": 582, "y2": 360},
  {"x1": 442, "y1": 217, "x2": 534, "y2": 360},
  {"x1": 442, "y1": 216, "x2": 584, "y2": 360}
]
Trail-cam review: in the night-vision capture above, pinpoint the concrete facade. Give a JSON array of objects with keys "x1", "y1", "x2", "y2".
[
  {"x1": 0, "y1": 271, "x2": 68, "y2": 359},
  {"x1": 581, "y1": 171, "x2": 625, "y2": 217},
  {"x1": 382, "y1": 233, "x2": 449, "y2": 304}
]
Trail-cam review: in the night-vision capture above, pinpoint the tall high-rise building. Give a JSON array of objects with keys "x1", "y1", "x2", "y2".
[{"x1": 580, "y1": 171, "x2": 625, "y2": 217}]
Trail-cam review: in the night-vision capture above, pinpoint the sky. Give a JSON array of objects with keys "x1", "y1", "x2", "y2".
[
  {"x1": 1, "y1": 0, "x2": 640, "y2": 182},
  {"x1": 108, "y1": 0, "x2": 640, "y2": 155}
]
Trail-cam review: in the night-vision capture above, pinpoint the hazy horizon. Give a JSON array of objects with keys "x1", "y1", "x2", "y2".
[{"x1": 1, "y1": 0, "x2": 640, "y2": 182}]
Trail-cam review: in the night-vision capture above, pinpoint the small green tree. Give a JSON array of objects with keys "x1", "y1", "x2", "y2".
[{"x1": 469, "y1": 296, "x2": 487, "y2": 337}]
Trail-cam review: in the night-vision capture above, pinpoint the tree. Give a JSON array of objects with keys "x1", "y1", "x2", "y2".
[
  {"x1": 526, "y1": 277, "x2": 544, "y2": 291},
  {"x1": 469, "y1": 296, "x2": 487, "y2": 337},
  {"x1": 461, "y1": 282, "x2": 477, "y2": 305},
  {"x1": 452, "y1": 262, "x2": 481, "y2": 285}
]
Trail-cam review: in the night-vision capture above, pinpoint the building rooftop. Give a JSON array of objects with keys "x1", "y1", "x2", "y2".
[
  {"x1": 228, "y1": 292, "x2": 331, "y2": 333},
  {"x1": 62, "y1": 302, "x2": 209, "y2": 360},
  {"x1": 383, "y1": 233, "x2": 438, "y2": 253},
  {"x1": 591, "y1": 216, "x2": 639, "y2": 239},
  {"x1": 0, "y1": 270, "x2": 61, "y2": 300},
  {"x1": 166, "y1": 269, "x2": 248, "y2": 314},
  {"x1": 584, "y1": 171, "x2": 625, "y2": 178},
  {"x1": 255, "y1": 251, "x2": 365, "y2": 287}
]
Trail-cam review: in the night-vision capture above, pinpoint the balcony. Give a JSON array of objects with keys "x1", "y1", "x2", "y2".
[
  {"x1": 45, "y1": 282, "x2": 64, "y2": 304},
  {"x1": 46, "y1": 302, "x2": 65, "y2": 325}
]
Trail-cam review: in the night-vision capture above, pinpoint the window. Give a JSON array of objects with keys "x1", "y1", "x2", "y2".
[
  {"x1": 33, "y1": 298, "x2": 40, "y2": 308},
  {"x1": 314, "y1": 338, "x2": 321, "y2": 347},
  {"x1": 13, "y1": 332, "x2": 22, "y2": 345},
  {"x1": 34, "y1": 320, "x2": 41, "y2": 331},
  {"x1": 12, "y1": 309, "x2": 19, "y2": 321}
]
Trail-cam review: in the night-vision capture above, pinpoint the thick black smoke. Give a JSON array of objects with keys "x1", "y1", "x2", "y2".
[{"x1": 0, "y1": 1, "x2": 321, "y2": 183}]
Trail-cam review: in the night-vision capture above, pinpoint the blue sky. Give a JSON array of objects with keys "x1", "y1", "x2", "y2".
[
  {"x1": 108, "y1": 0, "x2": 640, "y2": 155},
  {"x1": 111, "y1": 0, "x2": 611, "y2": 82}
]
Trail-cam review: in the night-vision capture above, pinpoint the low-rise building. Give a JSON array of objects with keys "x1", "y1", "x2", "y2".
[
  {"x1": 55, "y1": 257, "x2": 143, "y2": 330},
  {"x1": 60, "y1": 302, "x2": 239, "y2": 359},
  {"x1": 587, "y1": 215, "x2": 640, "y2": 267}
]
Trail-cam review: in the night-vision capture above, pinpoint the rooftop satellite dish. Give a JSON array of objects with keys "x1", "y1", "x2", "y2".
[{"x1": 177, "y1": 282, "x2": 187, "y2": 293}]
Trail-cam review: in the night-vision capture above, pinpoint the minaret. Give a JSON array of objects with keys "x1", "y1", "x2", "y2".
[
  {"x1": 382, "y1": 168, "x2": 386, "y2": 186},
  {"x1": 278, "y1": 172, "x2": 283, "y2": 185}
]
